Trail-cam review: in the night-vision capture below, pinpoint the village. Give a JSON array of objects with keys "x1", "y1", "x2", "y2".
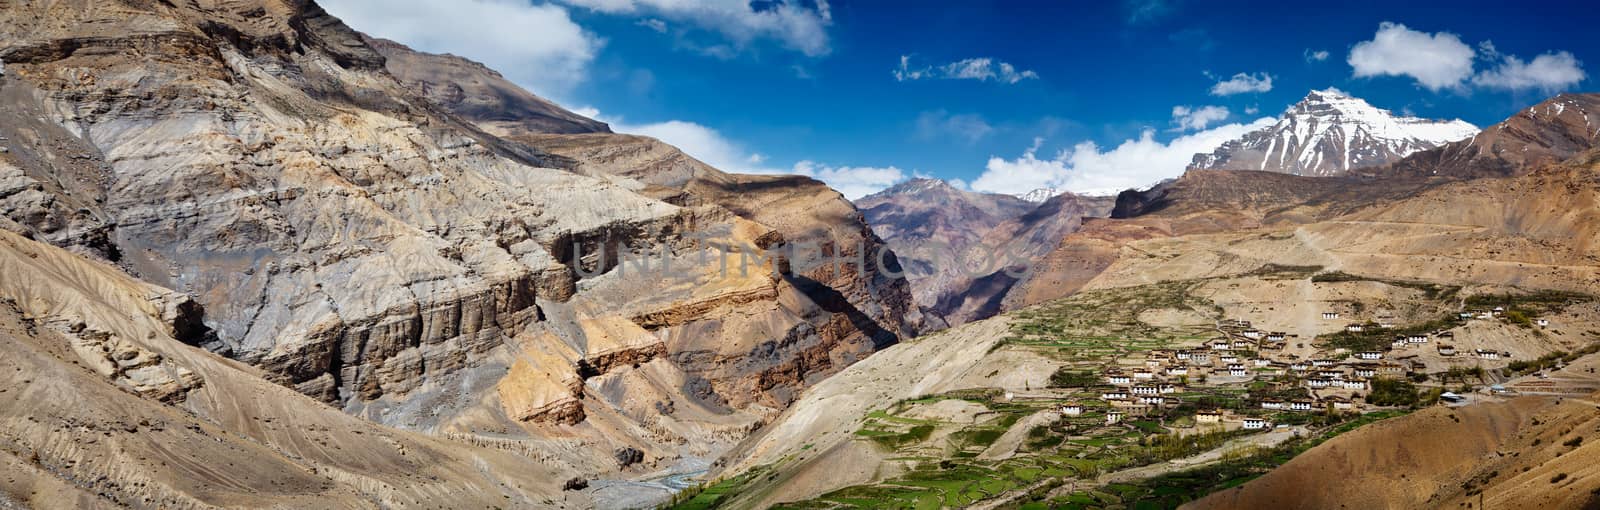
[{"x1": 1060, "y1": 305, "x2": 1554, "y2": 432}]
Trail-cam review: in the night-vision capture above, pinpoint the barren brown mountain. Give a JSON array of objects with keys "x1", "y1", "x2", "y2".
[{"x1": 0, "y1": 0, "x2": 914, "y2": 506}]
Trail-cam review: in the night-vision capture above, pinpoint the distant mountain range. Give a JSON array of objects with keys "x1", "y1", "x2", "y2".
[
  {"x1": 856, "y1": 179, "x2": 1115, "y2": 325},
  {"x1": 1190, "y1": 88, "x2": 1478, "y2": 176}
]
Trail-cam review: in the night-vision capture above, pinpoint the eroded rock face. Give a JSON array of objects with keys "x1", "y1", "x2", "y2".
[{"x1": 0, "y1": 0, "x2": 914, "y2": 488}]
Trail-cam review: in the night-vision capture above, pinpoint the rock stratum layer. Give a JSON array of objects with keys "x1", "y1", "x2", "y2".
[{"x1": 0, "y1": 0, "x2": 913, "y2": 505}]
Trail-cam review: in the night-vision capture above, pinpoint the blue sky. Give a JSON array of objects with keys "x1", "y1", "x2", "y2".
[{"x1": 323, "y1": 0, "x2": 1593, "y2": 198}]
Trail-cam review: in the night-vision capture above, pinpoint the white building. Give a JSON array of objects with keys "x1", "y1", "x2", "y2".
[
  {"x1": 1357, "y1": 351, "x2": 1383, "y2": 360},
  {"x1": 1061, "y1": 403, "x2": 1083, "y2": 416},
  {"x1": 1242, "y1": 330, "x2": 1263, "y2": 340},
  {"x1": 1229, "y1": 365, "x2": 1249, "y2": 377},
  {"x1": 1289, "y1": 400, "x2": 1315, "y2": 411},
  {"x1": 1101, "y1": 391, "x2": 1128, "y2": 400},
  {"x1": 1536, "y1": 318, "x2": 1550, "y2": 327},
  {"x1": 1107, "y1": 374, "x2": 1132, "y2": 385},
  {"x1": 1243, "y1": 418, "x2": 1269, "y2": 429},
  {"x1": 1345, "y1": 324, "x2": 1365, "y2": 333},
  {"x1": 1437, "y1": 345, "x2": 1457, "y2": 356},
  {"x1": 1342, "y1": 379, "x2": 1368, "y2": 390},
  {"x1": 1476, "y1": 349, "x2": 1501, "y2": 360},
  {"x1": 1132, "y1": 385, "x2": 1159, "y2": 396},
  {"x1": 1260, "y1": 399, "x2": 1284, "y2": 410},
  {"x1": 1139, "y1": 395, "x2": 1166, "y2": 405},
  {"x1": 1133, "y1": 370, "x2": 1155, "y2": 380},
  {"x1": 1323, "y1": 312, "x2": 1340, "y2": 320},
  {"x1": 1106, "y1": 411, "x2": 1124, "y2": 424},
  {"x1": 1166, "y1": 366, "x2": 1189, "y2": 376},
  {"x1": 1408, "y1": 334, "x2": 1429, "y2": 344},
  {"x1": 1196, "y1": 410, "x2": 1222, "y2": 424}
]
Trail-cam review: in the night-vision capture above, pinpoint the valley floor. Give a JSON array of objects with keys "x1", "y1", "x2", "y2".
[{"x1": 678, "y1": 258, "x2": 1600, "y2": 510}]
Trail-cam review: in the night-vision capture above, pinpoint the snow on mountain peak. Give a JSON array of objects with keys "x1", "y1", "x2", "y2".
[
  {"x1": 1017, "y1": 188, "x2": 1058, "y2": 203},
  {"x1": 1190, "y1": 89, "x2": 1479, "y2": 176}
]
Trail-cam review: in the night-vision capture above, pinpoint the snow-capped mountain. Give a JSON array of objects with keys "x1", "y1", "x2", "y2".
[
  {"x1": 1190, "y1": 88, "x2": 1479, "y2": 176},
  {"x1": 1016, "y1": 188, "x2": 1058, "y2": 203}
]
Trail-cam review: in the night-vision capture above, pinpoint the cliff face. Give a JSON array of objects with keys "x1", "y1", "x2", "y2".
[{"x1": 0, "y1": 0, "x2": 913, "y2": 497}]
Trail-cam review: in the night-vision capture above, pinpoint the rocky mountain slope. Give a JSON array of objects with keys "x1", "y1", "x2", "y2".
[
  {"x1": 855, "y1": 179, "x2": 1114, "y2": 326},
  {"x1": 1190, "y1": 393, "x2": 1600, "y2": 510},
  {"x1": 1379, "y1": 92, "x2": 1600, "y2": 178},
  {"x1": 366, "y1": 37, "x2": 612, "y2": 135},
  {"x1": 0, "y1": 0, "x2": 913, "y2": 505},
  {"x1": 1190, "y1": 89, "x2": 1477, "y2": 176},
  {"x1": 0, "y1": 226, "x2": 591, "y2": 508}
]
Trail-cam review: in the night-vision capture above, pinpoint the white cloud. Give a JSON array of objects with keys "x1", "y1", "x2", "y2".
[
  {"x1": 560, "y1": 0, "x2": 832, "y2": 56},
  {"x1": 1171, "y1": 105, "x2": 1231, "y2": 131},
  {"x1": 320, "y1": 0, "x2": 600, "y2": 97},
  {"x1": 969, "y1": 117, "x2": 1276, "y2": 196},
  {"x1": 791, "y1": 161, "x2": 909, "y2": 200},
  {"x1": 1304, "y1": 49, "x2": 1330, "y2": 62},
  {"x1": 1347, "y1": 22, "x2": 1475, "y2": 91},
  {"x1": 915, "y1": 110, "x2": 993, "y2": 144},
  {"x1": 1347, "y1": 23, "x2": 1587, "y2": 94},
  {"x1": 1208, "y1": 72, "x2": 1273, "y2": 95},
  {"x1": 635, "y1": 18, "x2": 668, "y2": 33},
  {"x1": 895, "y1": 55, "x2": 1039, "y2": 84},
  {"x1": 1472, "y1": 51, "x2": 1586, "y2": 93}
]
